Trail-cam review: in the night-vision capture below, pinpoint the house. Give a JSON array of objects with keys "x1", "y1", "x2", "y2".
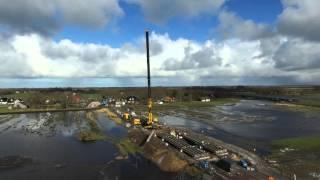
[
  {"x1": 162, "y1": 96, "x2": 176, "y2": 103},
  {"x1": 101, "y1": 99, "x2": 108, "y2": 106},
  {"x1": 16, "y1": 98, "x2": 24, "y2": 103},
  {"x1": 200, "y1": 97, "x2": 211, "y2": 102},
  {"x1": 0, "y1": 97, "x2": 8, "y2": 105},
  {"x1": 115, "y1": 101, "x2": 122, "y2": 108},
  {"x1": 45, "y1": 99, "x2": 51, "y2": 104},
  {"x1": 13, "y1": 99, "x2": 27, "y2": 109},
  {"x1": 156, "y1": 100, "x2": 164, "y2": 105},
  {"x1": 7, "y1": 98, "x2": 15, "y2": 105},
  {"x1": 105, "y1": 97, "x2": 116, "y2": 107},
  {"x1": 104, "y1": 97, "x2": 116, "y2": 106},
  {"x1": 70, "y1": 93, "x2": 81, "y2": 104},
  {"x1": 126, "y1": 96, "x2": 139, "y2": 104}
]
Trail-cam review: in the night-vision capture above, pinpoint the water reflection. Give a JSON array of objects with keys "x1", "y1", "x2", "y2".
[
  {"x1": 0, "y1": 111, "x2": 174, "y2": 180},
  {"x1": 159, "y1": 100, "x2": 320, "y2": 155},
  {"x1": 161, "y1": 100, "x2": 320, "y2": 140}
]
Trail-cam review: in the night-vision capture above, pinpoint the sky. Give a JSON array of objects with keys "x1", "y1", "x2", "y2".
[{"x1": 0, "y1": 0, "x2": 320, "y2": 88}]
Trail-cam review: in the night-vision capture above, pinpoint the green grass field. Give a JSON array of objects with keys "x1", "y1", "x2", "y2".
[
  {"x1": 274, "y1": 93, "x2": 320, "y2": 115},
  {"x1": 297, "y1": 93, "x2": 320, "y2": 107},
  {"x1": 126, "y1": 98, "x2": 239, "y2": 113},
  {"x1": 272, "y1": 136, "x2": 320, "y2": 151}
]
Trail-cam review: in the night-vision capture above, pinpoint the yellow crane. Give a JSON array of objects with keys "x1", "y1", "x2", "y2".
[
  {"x1": 145, "y1": 30, "x2": 154, "y2": 126},
  {"x1": 126, "y1": 30, "x2": 156, "y2": 127}
]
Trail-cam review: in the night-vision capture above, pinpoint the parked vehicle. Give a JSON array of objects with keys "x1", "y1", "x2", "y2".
[{"x1": 239, "y1": 159, "x2": 248, "y2": 169}]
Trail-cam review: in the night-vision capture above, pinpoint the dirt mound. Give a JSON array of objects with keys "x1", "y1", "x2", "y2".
[{"x1": 128, "y1": 129, "x2": 188, "y2": 172}]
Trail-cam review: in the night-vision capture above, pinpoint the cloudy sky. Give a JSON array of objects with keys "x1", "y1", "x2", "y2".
[{"x1": 0, "y1": 0, "x2": 319, "y2": 87}]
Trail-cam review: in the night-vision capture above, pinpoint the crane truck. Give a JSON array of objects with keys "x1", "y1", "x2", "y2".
[{"x1": 125, "y1": 30, "x2": 157, "y2": 127}]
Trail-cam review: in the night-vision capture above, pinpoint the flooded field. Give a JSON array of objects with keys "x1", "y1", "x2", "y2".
[
  {"x1": 160, "y1": 100, "x2": 320, "y2": 149},
  {"x1": 1, "y1": 100, "x2": 320, "y2": 179},
  {"x1": 159, "y1": 100, "x2": 320, "y2": 179},
  {"x1": 0, "y1": 112, "x2": 175, "y2": 180}
]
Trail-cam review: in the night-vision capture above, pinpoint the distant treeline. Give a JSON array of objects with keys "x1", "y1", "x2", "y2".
[{"x1": 1, "y1": 86, "x2": 319, "y2": 102}]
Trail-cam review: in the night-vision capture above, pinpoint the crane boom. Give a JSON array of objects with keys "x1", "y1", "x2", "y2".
[{"x1": 145, "y1": 30, "x2": 153, "y2": 125}]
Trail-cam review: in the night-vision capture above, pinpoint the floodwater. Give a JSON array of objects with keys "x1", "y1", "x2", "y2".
[
  {"x1": 160, "y1": 100, "x2": 320, "y2": 155},
  {"x1": 0, "y1": 112, "x2": 175, "y2": 180},
  {"x1": 212, "y1": 100, "x2": 320, "y2": 140},
  {"x1": 1, "y1": 100, "x2": 319, "y2": 179}
]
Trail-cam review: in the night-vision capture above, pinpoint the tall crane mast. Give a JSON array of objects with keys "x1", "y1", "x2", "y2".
[{"x1": 145, "y1": 30, "x2": 153, "y2": 125}]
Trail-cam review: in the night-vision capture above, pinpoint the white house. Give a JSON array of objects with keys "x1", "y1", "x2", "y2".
[
  {"x1": 0, "y1": 97, "x2": 8, "y2": 105},
  {"x1": 13, "y1": 100, "x2": 27, "y2": 109},
  {"x1": 200, "y1": 97, "x2": 211, "y2": 102},
  {"x1": 115, "y1": 101, "x2": 122, "y2": 108}
]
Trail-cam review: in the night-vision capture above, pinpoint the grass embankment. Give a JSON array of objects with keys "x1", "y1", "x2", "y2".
[
  {"x1": 274, "y1": 103, "x2": 320, "y2": 116},
  {"x1": 77, "y1": 112, "x2": 106, "y2": 142},
  {"x1": 79, "y1": 110, "x2": 138, "y2": 158},
  {"x1": 270, "y1": 136, "x2": 320, "y2": 179},
  {"x1": 0, "y1": 107, "x2": 61, "y2": 114},
  {"x1": 77, "y1": 131, "x2": 106, "y2": 141},
  {"x1": 0, "y1": 106, "x2": 8, "y2": 113},
  {"x1": 0, "y1": 108, "x2": 96, "y2": 114},
  {"x1": 127, "y1": 98, "x2": 239, "y2": 113},
  {"x1": 116, "y1": 138, "x2": 140, "y2": 157},
  {"x1": 297, "y1": 93, "x2": 320, "y2": 108},
  {"x1": 154, "y1": 98, "x2": 239, "y2": 109},
  {"x1": 272, "y1": 136, "x2": 320, "y2": 151},
  {"x1": 97, "y1": 108, "x2": 122, "y2": 124},
  {"x1": 274, "y1": 93, "x2": 320, "y2": 115},
  {"x1": 0, "y1": 106, "x2": 99, "y2": 115},
  {"x1": 95, "y1": 109, "x2": 139, "y2": 157}
]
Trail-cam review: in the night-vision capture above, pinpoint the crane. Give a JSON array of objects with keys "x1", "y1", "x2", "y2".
[
  {"x1": 122, "y1": 31, "x2": 156, "y2": 127},
  {"x1": 145, "y1": 30, "x2": 153, "y2": 126}
]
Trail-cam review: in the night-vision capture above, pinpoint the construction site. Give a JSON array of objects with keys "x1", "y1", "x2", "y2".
[
  {"x1": 1, "y1": 30, "x2": 319, "y2": 179},
  {"x1": 3, "y1": 1, "x2": 320, "y2": 179},
  {"x1": 98, "y1": 31, "x2": 284, "y2": 179}
]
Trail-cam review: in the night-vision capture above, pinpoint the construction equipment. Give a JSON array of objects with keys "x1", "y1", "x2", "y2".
[
  {"x1": 132, "y1": 118, "x2": 142, "y2": 125},
  {"x1": 144, "y1": 30, "x2": 158, "y2": 127},
  {"x1": 122, "y1": 31, "x2": 156, "y2": 127},
  {"x1": 122, "y1": 112, "x2": 130, "y2": 121}
]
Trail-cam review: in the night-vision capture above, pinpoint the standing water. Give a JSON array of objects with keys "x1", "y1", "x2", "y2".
[
  {"x1": 0, "y1": 112, "x2": 176, "y2": 180},
  {"x1": 159, "y1": 100, "x2": 320, "y2": 155}
]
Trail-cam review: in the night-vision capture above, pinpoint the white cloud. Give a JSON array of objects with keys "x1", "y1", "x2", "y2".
[
  {"x1": 217, "y1": 11, "x2": 275, "y2": 40},
  {"x1": 162, "y1": 41, "x2": 221, "y2": 70},
  {"x1": 56, "y1": 0, "x2": 124, "y2": 28},
  {"x1": 273, "y1": 38, "x2": 320, "y2": 71},
  {"x1": 0, "y1": 0, "x2": 124, "y2": 35},
  {"x1": 0, "y1": 31, "x2": 319, "y2": 85},
  {"x1": 1, "y1": 0, "x2": 320, "y2": 86},
  {"x1": 278, "y1": 0, "x2": 320, "y2": 41},
  {"x1": 126, "y1": 0, "x2": 225, "y2": 24}
]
